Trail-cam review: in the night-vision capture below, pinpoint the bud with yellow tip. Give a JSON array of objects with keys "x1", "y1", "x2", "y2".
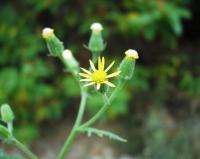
[
  {"x1": 42, "y1": 28, "x2": 54, "y2": 39},
  {"x1": 125, "y1": 49, "x2": 139, "y2": 59},
  {"x1": 88, "y1": 22, "x2": 105, "y2": 56},
  {"x1": 119, "y1": 49, "x2": 139, "y2": 80},
  {"x1": 42, "y1": 27, "x2": 64, "y2": 56}
]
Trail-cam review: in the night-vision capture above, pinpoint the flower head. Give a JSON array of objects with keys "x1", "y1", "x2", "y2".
[
  {"x1": 90, "y1": 23, "x2": 103, "y2": 33},
  {"x1": 42, "y1": 28, "x2": 54, "y2": 39},
  {"x1": 119, "y1": 49, "x2": 139, "y2": 81},
  {"x1": 125, "y1": 49, "x2": 139, "y2": 59},
  {"x1": 79, "y1": 57, "x2": 120, "y2": 90}
]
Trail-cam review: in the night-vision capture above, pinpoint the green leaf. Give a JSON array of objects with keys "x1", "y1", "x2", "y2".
[{"x1": 78, "y1": 127, "x2": 127, "y2": 142}]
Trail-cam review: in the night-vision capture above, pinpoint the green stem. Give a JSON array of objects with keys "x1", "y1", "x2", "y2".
[
  {"x1": 12, "y1": 138, "x2": 38, "y2": 159},
  {"x1": 7, "y1": 122, "x2": 13, "y2": 134},
  {"x1": 92, "y1": 54, "x2": 98, "y2": 64},
  {"x1": 80, "y1": 80, "x2": 125, "y2": 129},
  {"x1": 57, "y1": 92, "x2": 87, "y2": 159}
]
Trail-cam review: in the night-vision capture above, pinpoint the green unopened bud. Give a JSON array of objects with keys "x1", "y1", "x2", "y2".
[
  {"x1": 119, "y1": 49, "x2": 139, "y2": 80},
  {"x1": 62, "y1": 49, "x2": 79, "y2": 74},
  {"x1": 42, "y1": 27, "x2": 64, "y2": 56},
  {"x1": 1, "y1": 104, "x2": 14, "y2": 123},
  {"x1": 0, "y1": 125, "x2": 10, "y2": 139},
  {"x1": 88, "y1": 23, "x2": 105, "y2": 54}
]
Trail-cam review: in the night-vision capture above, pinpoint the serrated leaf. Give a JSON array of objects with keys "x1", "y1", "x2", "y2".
[{"x1": 78, "y1": 127, "x2": 127, "y2": 142}]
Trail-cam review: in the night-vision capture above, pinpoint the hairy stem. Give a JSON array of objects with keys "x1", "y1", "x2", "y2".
[
  {"x1": 7, "y1": 122, "x2": 13, "y2": 134},
  {"x1": 12, "y1": 138, "x2": 38, "y2": 159},
  {"x1": 57, "y1": 92, "x2": 87, "y2": 159}
]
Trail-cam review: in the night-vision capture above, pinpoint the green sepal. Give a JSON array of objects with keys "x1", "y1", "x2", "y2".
[
  {"x1": 0, "y1": 125, "x2": 10, "y2": 139},
  {"x1": 46, "y1": 35, "x2": 64, "y2": 56},
  {"x1": 88, "y1": 32, "x2": 105, "y2": 54},
  {"x1": 1, "y1": 104, "x2": 14, "y2": 123},
  {"x1": 63, "y1": 57, "x2": 80, "y2": 75},
  {"x1": 119, "y1": 57, "x2": 136, "y2": 81},
  {"x1": 77, "y1": 127, "x2": 127, "y2": 142},
  {"x1": 99, "y1": 84, "x2": 109, "y2": 95}
]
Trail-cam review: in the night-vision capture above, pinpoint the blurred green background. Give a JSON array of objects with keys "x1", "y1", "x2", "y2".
[{"x1": 1, "y1": 0, "x2": 200, "y2": 158}]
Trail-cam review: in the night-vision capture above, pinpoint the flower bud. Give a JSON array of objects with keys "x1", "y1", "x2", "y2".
[
  {"x1": 42, "y1": 28, "x2": 54, "y2": 39},
  {"x1": 119, "y1": 49, "x2": 139, "y2": 80},
  {"x1": 90, "y1": 23, "x2": 103, "y2": 32},
  {"x1": 62, "y1": 49, "x2": 79, "y2": 74},
  {"x1": 42, "y1": 27, "x2": 64, "y2": 56},
  {"x1": 0, "y1": 125, "x2": 10, "y2": 139},
  {"x1": 125, "y1": 49, "x2": 139, "y2": 59},
  {"x1": 88, "y1": 22, "x2": 105, "y2": 54},
  {"x1": 1, "y1": 104, "x2": 14, "y2": 123}
]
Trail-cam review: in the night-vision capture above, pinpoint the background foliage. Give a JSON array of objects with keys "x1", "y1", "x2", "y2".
[
  {"x1": 1, "y1": 0, "x2": 200, "y2": 158},
  {"x1": 0, "y1": 149, "x2": 24, "y2": 159}
]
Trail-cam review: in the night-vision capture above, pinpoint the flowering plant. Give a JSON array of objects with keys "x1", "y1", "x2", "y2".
[{"x1": 0, "y1": 23, "x2": 138, "y2": 159}]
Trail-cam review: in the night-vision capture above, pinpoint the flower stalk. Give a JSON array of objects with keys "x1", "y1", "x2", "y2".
[
  {"x1": 79, "y1": 79, "x2": 126, "y2": 129},
  {"x1": 12, "y1": 138, "x2": 39, "y2": 159},
  {"x1": 0, "y1": 104, "x2": 39, "y2": 159},
  {"x1": 57, "y1": 91, "x2": 87, "y2": 159}
]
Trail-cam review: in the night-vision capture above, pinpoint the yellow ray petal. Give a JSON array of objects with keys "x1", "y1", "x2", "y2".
[
  {"x1": 96, "y1": 83, "x2": 101, "y2": 90},
  {"x1": 81, "y1": 67, "x2": 92, "y2": 74},
  {"x1": 105, "y1": 61, "x2": 115, "y2": 72},
  {"x1": 80, "y1": 78, "x2": 92, "y2": 82},
  {"x1": 104, "y1": 81, "x2": 115, "y2": 87},
  {"x1": 79, "y1": 73, "x2": 91, "y2": 78},
  {"x1": 89, "y1": 60, "x2": 97, "y2": 71},
  {"x1": 98, "y1": 57, "x2": 101, "y2": 70},
  {"x1": 107, "y1": 71, "x2": 120, "y2": 78},
  {"x1": 84, "y1": 82, "x2": 95, "y2": 87},
  {"x1": 101, "y1": 57, "x2": 105, "y2": 70}
]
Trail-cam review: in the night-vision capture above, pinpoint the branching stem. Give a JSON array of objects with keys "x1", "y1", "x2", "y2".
[
  {"x1": 79, "y1": 80, "x2": 125, "y2": 129},
  {"x1": 57, "y1": 91, "x2": 87, "y2": 159},
  {"x1": 12, "y1": 138, "x2": 39, "y2": 159}
]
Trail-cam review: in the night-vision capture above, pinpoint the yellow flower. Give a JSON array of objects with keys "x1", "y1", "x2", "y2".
[{"x1": 79, "y1": 57, "x2": 120, "y2": 90}]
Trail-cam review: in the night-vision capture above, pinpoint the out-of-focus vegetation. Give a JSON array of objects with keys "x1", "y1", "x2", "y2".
[
  {"x1": 1, "y1": 0, "x2": 200, "y2": 157},
  {"x1": 0, "y1": 149, "x2": 23, "y2": 159},
  {"x1": 142, "y1": 109, "x2": 200, "y2": 159}
]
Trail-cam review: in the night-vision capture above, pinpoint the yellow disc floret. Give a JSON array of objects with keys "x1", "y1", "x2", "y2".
[
  {"x1": 91, "y1": 70, "x2": 107, "y2": 83},
  {"x1": 79, "y1": 57, "x2": 120, "y2": 90}
]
